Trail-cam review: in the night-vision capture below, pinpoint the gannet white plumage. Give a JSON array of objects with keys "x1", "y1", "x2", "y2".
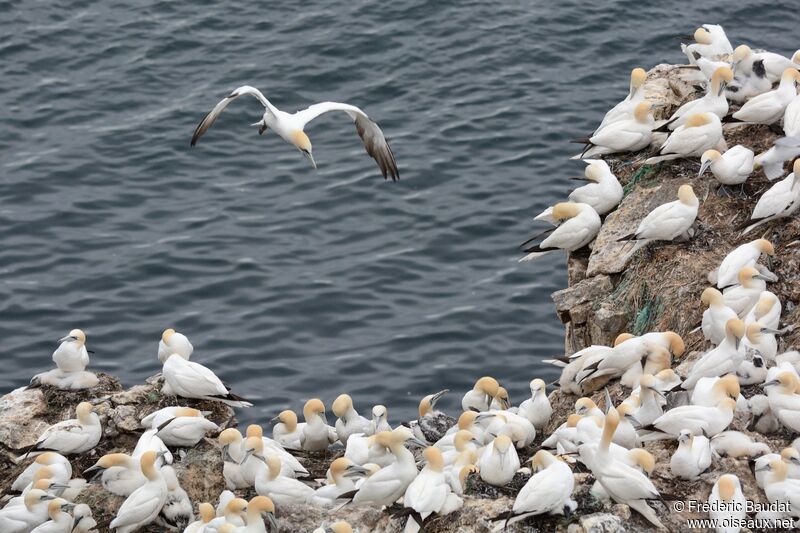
[
  {"x1": 744, "y1": 321, "x2": 781, "y2": 362},
  {"x1": 681, "y1": 25, "x2": 733, "y2": 64},
  {"x1": 369, "y1": 404, "x2": 392, "y2": 434},
  {"x1": 161, "y1": 353, "x2": 252, "y2": 407},
  {"x1": 191, "y1": 86, "x2": 399, "y2": 180},
  {"x1": 595, "y1": 68, "x2": 648, "y2": 131},
  {"x1": 683, "y1": 320, "x2": 745, "y2": 390},
  {"x1": 754, "y1": 137, "x2": 800, "y2": 180},
  {"x1": 536, "y1": 160, "x2": 623, "y2": 220},
  {"x1": 477, "y1": 435, "x2": 520, "y2": 486},
  {"x1": 743, "y1": 160, "x2": 800, "y2": 233},
  {"x1": 11, "y1": 453, "x2": 71, "y2": 492},
  {"x1": 518, "y1": 379, "x2": 552, "y2": 430},
  {"x1": 714, "y1": 238, "x2": 775, "y2": 289},
  {"x1": 26, "y1": 402, "x2": 101, "y2": 457},
  {"x1": 723, "y1": 268, "x2": 767, "y2": 317},
  {"x1": 254, "y1": 455, "x2": 314, "y2": 506},
  {"x1": 699, "y1": 146, "x2": 754, "y2": 193},
  {"x1": 300, "y1": 399, "x2": 337, "y2": 451},
  {"x1": 708, "y1": 474, "x2": 747, "y2": 531},
  {"x1": 272, "y1": 410, "x2": 303, "y2": 449},
  {"x1": 332, "y1": 394, "x2": 371, "y2": 445},
  {"x1": 158, "y1": 465, "x2": 192, "y2": 531},
  {"x1": 144, "y1": 407, "x2": 219, "y2": 447},
  {"x1": 312, "y1": 458, "x2": 357, "y2": 507},
  {"x1": 0, "y1": 489, "x2": 53, "y2": 533},
  {"x1": 745, "y1": 291, "x2": 782, "y2": 330},
  {"x1": 765, "y1": 372, "x2": 800, "y2": 432},
  {"x1": 29, "y1": 498, "x2": 73, "y2": 533},
  {"x1": 70, "y1": 504, "x2": 97, "y2": 533},
  {"x1": 728, "y1": 46, "x2": 772, "y2": 103},
  {"x1": 661, "y1": 66, "x2": 733, "y2": 130},
  {"x1": 783, "y1": 93, "x2": 800, "y2": 137},
  {"x1": 648, "y1": 113, "x2": 723, "y2": 163},
  {"x1": 157, "y1": 328, "x2": 193, "y2": 363},
  {"x1": 461, "y1": 377, "x2": 500, "y2": 413},
  {"x1": 710, "y1": 431, "x2": 771, "y2": 458},
  {"x1": 238, "y1": 496, "x2": 278, "y2": 533},
  {"x1": 690, "y1": 374, "x2": 740, "y2": 408},
  {"x1": 108, "y1": 451, "x2": 168, "y2": 533},
  {"x1": 670, "y1": 429, "x2": 712, "y2": 479},
  {"x1": 701, "y1": 288, "x2": 739, "y2": 345},
  {"x1": 641, "y1": 398, "x2": 736, "y2": 439},
  {"x1": 733, "y1": 68, "x2": 800, "y2": 124},
  {"x1": 580, "y1": 102, "x2": 654, "y2": 158},
  {"x1": 520, "y1": 202, "x2": 601, "y2": 262},
  {"x1": 243, "y1": 425, "x2": 310, "y2": 479},
  {"x1": 184, "y1": 502, "x2": 214, "y2": 533},
  {"x1": 83, "y1": 453, "x2": 146, "y2": 497},
  {"x1": 402, "y1": 447, "x2": 463, "y2": 533},
  {"x1": 51, "y1": 329, "x2": 90, "y2": 373}
]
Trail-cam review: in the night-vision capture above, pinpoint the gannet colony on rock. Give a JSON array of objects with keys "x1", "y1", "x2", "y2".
[{"x1": 1, "y1": 22, "x2": 800, "y2": 533}]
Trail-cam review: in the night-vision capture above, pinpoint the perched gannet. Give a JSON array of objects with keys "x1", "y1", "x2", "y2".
[
  {"x1": 437, "y1": 411, "x2": 485, "y2": 451},
  {"x1": 478, "y1": 435, "x2": 520, "y2": 486},
  {"x1": 207, "y1": 497, "x2": 248, "y2": 530},
  {"x1": 272, "y1": 410, "x2": 303, "y2": 449},
  {"x1": 191, "y1": 86, "x2": 399, "y2": 180},
  {"x1": 748, "y1": 394, "x2": 781, "y2": 434},
  {"x1": 711, "y1": 431, "x2": 770, "y2": 458},
  {"x1": 109, "y1": 452, "x2": 168, "y2": 533},
  {"x1": 313, "y1": 458, "x2": 357, "y2": 506},
  {"x1": 630, "y1": 374, "x2": 664, "y2": 427},
  {"x1": 411, "y1": 389, "x2": 454, "y2": 443},
  {"x1": 754, "y1": 137, "x2": 800, "y2": 180},
  {"x1": 733, "y1": 68, "x2": 800, "y2": 124},
  {"x1": 144, "y1": 407, "x2": 219, "y2": 447},
  {"x1": 734, "y1": 44, "x2": 800, "y2": 83},
  {"x1": 481, "y1": 410, "x2": 536, "y2": 448},
  {"x1": 161, "y1": 353, "x2": 252, "y2": 407},
  {"x1": 641, "y1": 398, "x2": 736, "y2": 439},
  {"x1": 403, "y1": 447, "x2": 463, "y2": 533},
  {"x1": 536, "y1": 160, "x2": 623, "y2": 219},
  {"x1": 300, "y1": 399, "x2": 337, "y2": 451},
  {"x1": 0, "y1": 489, "x2": 52, "y2": 532},
  {"x1": 709, "y1": 475, "x2": 747, "y2": 531},
  {"x1": 714, "y1": 238, "x2": 775, "y2": 289},
  {"x1": 84, "y1": 453, "x2": 146, "y2": 496},
  {"x1": 764, "y1": 372, "x2": 800, "y2": 432},
  {"x1": 520, "y1": 202, "x2": 601, "y2": 262},
  {"x1": 52, "y1": 329, "x2": 89, "y2": 373},
  {"x1": 723, "y1": 268, "x2": 767, "y2": 317},
  {"x1": 11, "y1": 453, "x2": 72, "y2": 492},
  {"x1": 184, "y1": 502, "x2": 214, "y2": 533},
  {"x1": 759, "y1": 459, "x2": 800, "y2": 516},
  {"x1": 690, "y1": 374, "x2": 740, "y2": 408},
  {"x1": 489, "y1": 386, "x2": 511, "y2": 411},
  {"x1": 728, "y1": 47, "x2": 772, "y2": 103},
  {"x1": 369, "y1": 404, "x2": 392, "y2": 434},
  {"x1": 552, "y1": 345, "x2": 615, "y2": 395},
  {"x1": 29, "y1": 498, "x2": 74, "y2": 533},
  {"x1": 344, "y1": 433, "x2": 391, "y2": 467},
  {"x1": 701, "y1": 288, "x2": 739, "y2": 345},
  {"x1": 745, "y1": 291, "x2": 782, "y2": 330},
  {"x1": 238, "y1": 496, "x2": 277, "y2": 533},
  {"x1": 440, "y1": 430, "x2": 480, "y2": 467},
  {"x1": 681, "y1": 25, "x2": 733, "y2": 64},
  {"x1": 461, "y1": 377, "x2": 500, "y2": 412},
  {"x1": 670, "y1": 429, "x2": 712, "y2": 479},
  {"x1": 660, "y1": 66, "x2": 733, "y2": 130},
  {"x1": 648, "y1": 113, "x2": 723, "y2": 163},
  {"x1": 783, "y1": 93, "x2": 800, "y2": 137},
  {"x1": 594, "y1": 68, "x2": 648, "y2": 131},
  {"x1": 699, "y1": 146, "x2": 754, "y2": 194},
  {"x1": 132, "y1": 429, "x2": 173, "y2": 466},
  {"x1": 579, "y1": 102, "x2": 653, "y2": 158},
  {"x1": 26, "y1": 402, "x2": 101, "y2": 457},
  {"x1": 240, "y1": 431, "x2": 309, "y2": 482},
  {"x1": 248, "y1": 424, "x2": 310, "y2": 479},
  {"x1": 332, "y1": 394, "x2": 371, "y2": 445},
  {"x1": 617, "y1": 184, "x2": 698, "y2": 257},
  {"x1": 254, "y1": 455, "x2": 314, "y2": 506},
  {"x1": 70, "y1": 504, "x2": 97, "y2": 533},
  {"x1": 744, "y1": 321, "x2": 781, "y2": 362},
  {"x1": 755, "y1": 448, "x2": 800, "y2": 488},
  {"x1": 217, "y1": 428, "x2": 249, "y2": 489},
  {"x1": 743, "y1": 160, "x2": 800, "y2": 233},
  {"x1": 579, "y1": 331, "x2": 683, "y2": 385},
  {"x1": 29, "y1": 368, "x2": 99, "y2": 390},
  {"x1": 157, "y1": 328, "x2": 193, "y2": 363},
  {"x1": 683, "y1": 320, "x2": 745, "y2": 390},
  {"x1": 158, "y1": 465, "x2": 192, "y2": 530},
  {"x1": 518, "y1": 379, "x2": 552, "y2": 430}
]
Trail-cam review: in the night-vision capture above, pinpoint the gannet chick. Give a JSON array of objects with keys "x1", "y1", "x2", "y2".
[
  {"x1": 345, "y1": 427, "x2": 423, "y2": 507},
  {"x1": 254, "y1": 455, "x2": 314, "y2": 506},
  {"x1": 748, "y1": 394, "x2": 781, "y2": 434},
  {"x1": 520, "y1": 202, "x2": 601, "y2": 262},
  {"x1": 403, "y1": 447, "x2": 463, "y2": 533},
  {"x1": 300, "y1": 399, "x2": 337, "y2": 451},
  {"x1": 478, "y1": 435, "x2": 520, "y2": 486},
  {"x1": 70, "y1": 504, "x2": 97, "y2": 533},
  {"x1": 11, "y1": 453, "x2": 71, "y2": 492},
  {"x1": 518, "y1": 379, "x2": 552, "y2": 430},
  {"x1": 332, "y1": 394, "x2": 371, "y2": 445},
  {"x1": 580, "y1": 102, "x2": 654, "y2": 158},
  {"x1": 661, "y1": 66, "x2": 733, "y2": 131},
  {"x1": 714, "y1": 238, "x2": 775, "y2": 289},
  {"x1": 683, "y1": 321, "x2": 745, "y2": 391},
  {"x1": 272, "y1": 410, "x2": 303, "y2": 449},
  {"x1": 462, "y1": 377, "x2": 500, "y2": 412},
  {"x1": 157, "y1": 328, "x2": 193, "y2": 363},
  {"x1": 109, "y1": 451, "x2": 167, "y2": 533},
  {"x1": 648, "y1": 113, "x2": 723, "y2": 163},
  {"x1": 734, "y1": 44, "x2": 800, "y2": 82},
  {"x1": 733, "y1": 68, "x2": 800, "y2": 124},
  {"x1": 723, "y1": 268, "x2": 767, "y2": 317},
  {"x1": 144, "y1": 407, "x2": 219, "y2": 447},
  {"x1": 617, "y1": 184, "x2": 699, "y2": 257},
  {"x1": 184, "y1": 502, "x2": 214, "y2": 533},
  {"x1": 745, "y1": 291, "x2": 782, "y2": 330},
  {"x1": 0, "y1": 490, "x2": 53, "y2": 532},
  {"x1": 641, "y1": 398, "x2": 736, "y2": 440},
  {"x1": 52, "y1": 329, "x2": 89, "y2": 373},
  {"x1": 594, "y1": 68, "x2": 648, "y2": 131},
  {"x1": 743, "y1": 160, "x2": 800, "y2": 234},
  {"x1": 670, "y1": 429, "x2": 712, "y2": 479},
  {"x1": 313, "y1": 521, "x2": 352, "y2": 533},
  {"x1": 701, "y1": 288, "x2": 739, "y2": 345},
  {"x1": 369, "y1": 404, "x2": 392, "y2": 434},
  {"x1": 157, "y1": 465, "x2": 192, "y2": 531},
  {"x1": 83, "y1": 453, "x2": 145, "y2": 497},
  {"x1": 728, "y1": 47, "x2": 772, "y2": 103},
  {"x1": 711, "y1": 431, "x2": 771, "y2": 458},
  {"x1": 312, "y1": 458, "x2": 356, "y2": 506},
  {"x1": 709, "y1": 475, "x2": 747, "y2": 531},
  {"x1": 754, "y1": 137, "x2": 800, "y2": 180},
  {"x1": 690, "y1": 374, "x2": 740, "y2": 408},
  {"x1": 161, "y1": 353, "x2": 252, "y2": 407},
  {"x1": 191, "y1": 86, "x2": 399, "y2": 180},
  {"x1": 412, "y1": 389, "x2": 454, "y2": 443},
  {"x1": 132, "y1": 429, "x2": 172, "y2": 466},
  {"x1": 26, "y1": 402, "x2": 101, "y2": 458},
  {"x1": 700, "y1": 146, "x2": 754, "y2": 195}
]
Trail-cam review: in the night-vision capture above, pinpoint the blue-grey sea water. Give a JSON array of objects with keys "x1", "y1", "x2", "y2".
[{"x1": 0, "y1": 0, "x2": 795, "y2": 423}]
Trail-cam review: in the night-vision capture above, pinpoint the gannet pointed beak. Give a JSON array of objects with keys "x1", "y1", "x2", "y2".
[
  {"x1": 762, "y1": 380, "x2": 779, "y2": 388},
  {"x1": 303, "y1": 150, "x2": 317, "y2": 169},
  {"x1": 698, "y1": 160, "x2": 712, "y2": 176},
  {"x1": 58, "y1": 335, "x2": 75, "y2": 343},
  {"x1": 266, "y1": 512, "x2": 278, "y2": 531},
  {"x1": 431, "y1": 389, "x2": 449, "y2": 405}
]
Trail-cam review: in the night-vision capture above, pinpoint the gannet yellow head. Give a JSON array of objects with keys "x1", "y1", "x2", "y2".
[
  {"x1": 755, "y1": 238, "x2": 775, "y2": 256},
  {"x1": 781, "y1": 447, "x2": 800, "y2": 464},
  {"x1": 244, "y1": 435, "x2": 263, "y2": 457},
  {"x1": 614, "y1": 333, "x2": 634, "y2": 346},
  {"x1": 794, "y1": 159, "x2": 800, "y2": 176},
  {"x1": 575, "y1": 397, "x2": 597, "y2": 415},
  {"x1": 601, "y1": 408, "x2": 620, "y2": 447},
  {"x1": 631, "y1": 67, "x2": 647, "y2": 89},
  {"x1": 754, "y1": 294, "x2": 775, "y2": 319},
  {"x1": 24, "y1": 489, "x2": 51, "y2": 510},
  {"x1": 718, "y1": 397, "x2": 737, "y2": 412},
  {"x1": 266, "y1": 455, "x2": 282, "y2": 478},
  {"x1": 768, "y1": 459, "x2": 789, "y2": 481},
  {"x1": 639, "y1": 373, "x2": 656, "y2": 390},
  {"x1": 76, "y1": 402, "x2": 94, "y2": 423},
  {"x1": 633, "y1": 102, "x2": 652, "y2": 123},
  {"x1": 694, "y1": 28, "x2": 712, "y2": 44},
  {"x1": 781, "y1": 68, "x2": 800, "y2": 84},
  {"x1": 566, "y1": 414, "x2": 583, "y2": 427},
  {"x1": 531, "y1": 449, "x2": 555, "y2": 471},
  {"x1": 60, "y1": 329, "x2": 86, "y2": 345},
  {"x1": 737, "y1": 266, "x2": 761, "y2": 287},
  {"x1": 475, "y1": 376, "x2": 500, "y2": 397},
  {"x1": 198, "y1": 502, "x2": 215, "y2": 523},
  {"x1": 718, "y1": 374, "x2": 740, "y2": 399},
  {"x1": 530, "y1": 378, "x2": 545, "y2": 394},
  {"x1": 332, "y1": 394, "x2": 354, "y2": 418},
  {"x1": 494, "y1": 387, "x2": 510, "y2": 409},
  {"x1": 685, "y1": 114, "x2": 711, "y2": 128},
  {"x1": 454, "y1": 430, "x2": 476, "y2": 451},
  {"x1": 585, "y1": 162, "x2": 604, "y2": 182},
  {"x1": 33, "y1": 466, "x2": 54, "y2": 482},
  {"x1": 733, "y1": 45, "x2": 752, "y2": 63},
  {"x1": 139, "y1": 451, "x2": 159, "y2": 481},
  {"x1": 225, "y1": 497, "x2": 248, "y2": 515},
  {"x1": 291, "y1": 130, "x2": 315, "y2": 168},
  {"x1": 701, "y1": 287, "x2": 723, "y2": 306},
  {"x1": 94, "y1": 453, "x2": 132, "y2": 469},
  {"x1": 423, "y1": 447, "x2": 444, "y2": 471},
  {"x1": 47, "y1": 498, "x2": 71, "y2": 520},
  {"x1": 717, "y1": 474, "x2": 738, "y2": 501},
  {"x1": 663, "y1": 331, "x2": 685, "y2": 356},
  {"x1": 218, "y1": 525, "x2": 237, "y2": 533},
  {"x1": 328, "y1": 522, "x2": 354, "y2": 533},
  {"x1": 768, "y1": 371, "x2": 799, "y2": 393},
  {"x1": 629, "y1": 448, "x2": 656, "y2": 475},
  {"x1": 276, "y1": 410, "x2": 298, "y2": 431},
  {"x1": 725, "y1": 319, "x2": 745, "y2": 346},
  {"x1": 678, "y1": 184, "x2": 697, "y2": 205},
  {"x1": 551, "y1": 202, "x2": 582, "y2": 221},
  {"x1": 746, "y1": 322, "x2": 765, "y2": 343},
  {"x1": 161, "y1": 328, "x2": 175, "y2": 343},
  {"x1": 457, "y1": 411, "x2": 478, "y2": 429},
  {"x1": 34, "y1": 452, "x2": 61, "y2": 465},
  {"x1": 246, "y1": 424, "x2": 264, "y2": 439},
  {"x1": 219, "y1": 428, "x2": 243, "y2": 447},
  {"x1": 329, "y1": 457, "x2": 352, "y2": 482},
  {"x1": 712, "y1": 66, "x2": 734, "y2": 84},
  {"x1": 493, "y1": 435, "x2": 512, "y2": 454},
  {"x1": 303, "y1": 398, "x2": 326, "y2": 420},
  {"x1": 459, "y1": 464, "x2": 479, "y2": 485},
  {"x1": 700, "y1": 150, "x2": 722, "y2": 176}
]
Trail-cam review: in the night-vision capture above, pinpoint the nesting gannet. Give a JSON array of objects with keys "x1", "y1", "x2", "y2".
[
  {"x1": 681, "y1": 25, "x2": 733, "y2": 64},
  {"x1": 745, "y1": 291, "x2": 782, "y2": 331},
  {"x1": 83, "y1": 453, "x2": 146, "y2": 496},
  {"x1": 436, "y1": 411, "x2": 485, "y2": 451},
  {"x1": 690, "y1": 374, "x2": 740, "y2": 408},
  {"x1": 520, "y1": 202, "x2": 601, "y2": 262},
  {"x1": 630, "y1": 374, "x2": 664, "y2": 427},
  {"x1": 481, "y1": 410, "x2": 536, "y2": 448},
  {"x1": 300, "y1": 399, "x2": 337, "y2": 451},
  {"x1": 332, "y1": 394, "x2": 371, "y2": 445},
  {"x1": 744, "y1": 321, "x2": 781, "y2": 362},
  {"x1": 132, "y1": 428, "x2": 173, "y2": 466},
  {"x1": 551, "y1": 345, "x2": 615, "y2": 395},
  {"x1": 683, "y1": 320, "x2": 745, "y2": 390},
  {"x1": 734, "y1": 45, "x2": 800, "y2": 82},
  {"x1": 699, "y1": 146, "x2": 754, "y2": 195},
  {"x1": 240, "y1": 432, "x2": 309, "y2": 483},
  {"x1": 723, "y1": 268, "x2": 767, "y2": 317},
  {"x1": 755, "y1": 136, "x2": 800, "y2": 180},
  {"x1": 29, "y1": 368, "x2": 99, "y2": 390},
  {"x1": 11, "y1": 453, "x2": 71, "y2": 492},
  {"x1": 594, "y1": 68, "x2": 648, "y2": 131},
  {"x1": 206, "y1": 497, "x2": 248, "y2": 530},
  {"x1": 764, "y1": 372, "x2": 800, "y2": 432},
  {"x1": 184, "y1": 502, "x2": 215, "y2": 533},
  {"x1": 254, "y1": 455, "x2": 314, "y2": 506},
  {"x1": 617, "y1": 184, "x2": 699, "y2": 257},
  {"x1": 312, "y1": 458, "x2": 356, "y2": 506},
  {"x1": 579, "y1": 102, "x2": 653, "y2": 158},
  {"x1": 217, "y1": 428, "x2": 249, "y2": 489},
  {"x1": 701, "y1": 288, "x2": 739, "y2": 345},
  {"x1": 144, "y1": 407, "x2": 219, "y2": 447},
  {"x1": 0, "y1": 489, "x2": 53, "y2": 532},
  {"x1": 756, "y1": 448, "x2": 800, "y2": 488},
  {"x1": 733, "y1": 68, "x2": 800, "y2": 124},
  {"x1": 247, "y1": 424, "x2": 310, "y2": 479},
  {"x1": 51, "y1": 329, "x2": 90, "y2": 373},
  {"x1": 440, "y1": 430, "x2": 480, "y2": 468},
  {"x1": 191, "y1": 86, "x2": 399, "y2": 180},
  {"x1": 578, "y1": 331, "x2": 683, "y2": 385},
  {"x1": 158, "y1": 465, "x2": 192, "y2": 531},
  {"x1": 660, "y1": 66, "x2": 733, "y2": 131},
  {"x1": 157, "y1": 328, "x2": 193, "y2": 363},
  {"x1": 344, "y1": 427, "x2": 422, "y2": 507},
  {"x1": 70, "y1": 504, "x2": 97, "y2": 533},
  {"x1": 109, "y1": 452, "x2": 168, "y2": 533},
  {"x1": 743, "y1": 160, "x2": 800, "y2": 233},
  {"x1": 489, "y1": 386, "x2": 511, "y2": 411},
  {"x1": 536, "y1": 160, "x2": 623, "y2": 220},
  {"x1": 477, "y1": 435, "x2": 520, "y2": 486},
  {"x1": 343, "y1": 433, "x2": 389, "y2": 467},
  {"x1": 238, "y1": 496, "x2": 277, "y2": 533},
  {"x1": 714, "y1": 238, "x2": 775, "y2": 289},
  {"x1": 369, "y1": 404, "x2": 392, "y2": 434},
  {"x1": 711, "y1": 431, "x2": 770, "y2": 459},
  {"x1": 709, "y1": 475, "x2": 747, "y2": 531},
  {"x1": 402, "y1": 447, "x2": 463, "y2": 533},
  {"x1": 518, "y1": 379, "x2": 552, "y2": 430},
  {"x1": 728, "y1": 47, "x2": 772, "y2": 104},
  {"x1": 759, "y1": 459, "x2": 800, "y2": 516},
  {"x1": 461, "y1": 377, "x2": 500, "y2": 412},
  {"x1": 161, "y1": 353, "x2": 252, "y2": 407},
  {"x1": 411, "y1": 389, "x2": 454, "y2": 444},
  {"x1": 641, "y1": 398, "x2": 736, "y2": 440},
  {"x1": 26, "y1": 402, "x2": 101, "y2": 457},
  {"x1": 647, "y1": 113, "x2": 723, "y2": 164},
  {"x1": 748, "y1": 394, "x2": 781, "y2": 434},
  {"x1": 670, "y1": 429, "x2": 712, "y2": 479},
  {"x1": 271, "y1": 410, "x2": 303, "y2": 449},
  {"x1": 27, "y1": 498, "x2": 74, "y2": 532}
]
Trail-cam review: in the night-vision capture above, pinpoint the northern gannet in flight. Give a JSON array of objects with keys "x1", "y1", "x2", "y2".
[{"x1": 191, "y1": 86, "x2": 399, "y2": 180}]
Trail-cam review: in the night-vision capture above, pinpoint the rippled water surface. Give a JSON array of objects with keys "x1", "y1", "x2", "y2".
[{"x1": 0, "y1": 0, "x2": 795, "y2": 423}]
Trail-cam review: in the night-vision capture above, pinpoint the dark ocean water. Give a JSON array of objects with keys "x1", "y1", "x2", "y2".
[{"x1": 0, "y1": 0, "x2": 795, "y2": 424}]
